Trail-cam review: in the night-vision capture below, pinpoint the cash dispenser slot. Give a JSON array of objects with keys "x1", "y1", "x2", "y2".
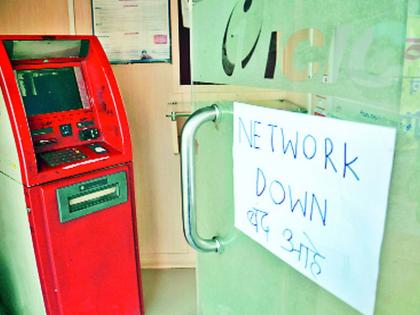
[{"x1": 57, "y1": 171, "x2": 128, "y2": 223}]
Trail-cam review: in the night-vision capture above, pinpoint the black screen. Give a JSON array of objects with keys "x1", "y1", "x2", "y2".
[{"x1": 16, "y1": 67, "x2": 84, "y2": 116}]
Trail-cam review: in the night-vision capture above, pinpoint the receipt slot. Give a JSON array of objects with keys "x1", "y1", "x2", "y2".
[{"x1": 0, "y1": 36, "x2": 143, "y2": 315}]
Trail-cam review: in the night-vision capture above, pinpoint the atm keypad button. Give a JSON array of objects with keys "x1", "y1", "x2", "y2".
[{"x1": 59, "y1": 124, "x2": 73, "y2": 137}]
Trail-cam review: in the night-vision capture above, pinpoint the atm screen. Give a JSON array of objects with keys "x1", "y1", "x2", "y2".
[{"x1": 16, "y1": 67, "x2": 88, "y2": 116}]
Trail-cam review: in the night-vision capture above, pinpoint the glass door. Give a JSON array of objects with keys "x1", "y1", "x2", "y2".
[{"x1": 182, "y1": 0, "x2": 420, "y2": 314}]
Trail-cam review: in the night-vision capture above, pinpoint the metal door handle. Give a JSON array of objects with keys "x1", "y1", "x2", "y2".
[{"x1": 181, "y1": 104, "x2": 222, "y2": 253}]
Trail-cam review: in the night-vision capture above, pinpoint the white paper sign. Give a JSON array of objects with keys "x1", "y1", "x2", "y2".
[{"x1": 233, "y1": 102, "x2": 396, "y2": 315}]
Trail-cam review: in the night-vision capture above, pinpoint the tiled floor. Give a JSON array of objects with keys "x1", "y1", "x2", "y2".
[{"x1": 142, "y1": 268, "x2": 196, "y2": 315}]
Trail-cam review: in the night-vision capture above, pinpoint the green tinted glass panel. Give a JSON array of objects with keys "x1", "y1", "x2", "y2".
[{"x1": 191, "y1": 0, "x2": 420, "y2": 314}]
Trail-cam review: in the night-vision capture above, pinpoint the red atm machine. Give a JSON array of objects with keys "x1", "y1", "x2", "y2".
[{"x1": 0, "y1": 36, "x2": 144, "y2": 315}]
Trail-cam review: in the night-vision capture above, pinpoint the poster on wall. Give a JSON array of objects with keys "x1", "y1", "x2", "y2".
[
  {"x1": 92, "y1": 0, "x2": 171, "y2": 64},
  {"x1": 233, "y1": 102, "x2": 396, "y2": 315}
]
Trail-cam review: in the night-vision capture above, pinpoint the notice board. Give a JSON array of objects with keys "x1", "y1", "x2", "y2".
[{"x1": 92, "y1": 0, "x2": 171, "y2": 64}]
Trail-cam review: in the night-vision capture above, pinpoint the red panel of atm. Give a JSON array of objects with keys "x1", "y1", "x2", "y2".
[
  {"x1": 0, "y1": 35, "x2": 143, "y2": 315},
  {"x1": 26, "y1": 165, "x2": 141, "y2": 315},
  {"x1": 0, "y1": 35, "x2": 132, "y2": 186}
]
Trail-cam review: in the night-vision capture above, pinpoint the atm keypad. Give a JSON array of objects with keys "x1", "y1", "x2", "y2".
[{"x1": 40, "y1": 148, "x2": 87, "y2": 167}]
